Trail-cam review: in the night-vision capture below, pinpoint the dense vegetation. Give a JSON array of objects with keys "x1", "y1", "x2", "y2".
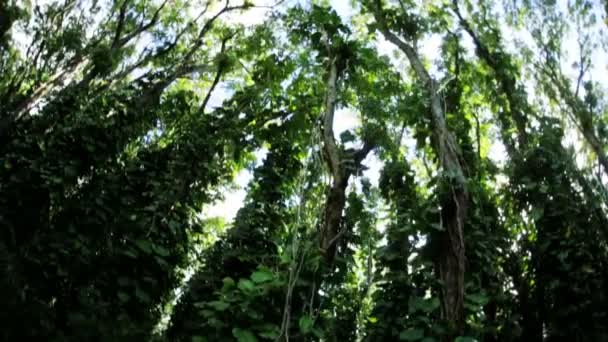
[{"x1": 1, "y1": 0, "x2": 608, "y2": 341}]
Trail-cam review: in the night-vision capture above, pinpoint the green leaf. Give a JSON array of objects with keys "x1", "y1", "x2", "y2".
[
  {"x1": 530, "y1": 207, "x2": 544, "y2": 221},
  {"x1": 135, "y1": 287, "x2": 151, "y2": 303},
  {"x1": 467, "y1": 293, "x2": 489, "y2": 305},
  {"x1": 232, "y1": 328, "x2": 258, "y2": 342},
  {"x1": 64, "y1": 165, "x2": 77, "y2": 177},
  {"x1": 134, "y1": 239, "x2": 153, "y2": 254},
  {"x1": 409, "y1": 296, "x2": 439, "y2": 313},
  {"x1": 238, "y1": 279, "x2": 256, "y2": 292},
  {"x1": 455, "y1": 337, "x2": 477, "y2": 342},
  {"x1": 400, "y1": 328, "x2": 424, "y2": 341},
  {"x1": 208, "y1": 300, "x2": 230, "y2": 311},
  {"x1": 117, "y1": 292, "x2": 130, "y2": 302},
  {"x1": 198, "y1": 309, "x2": 214, "y2": 318},
  {"x1": 256, "y1": 323, "x2": 280, "y2": 339},
  {"x1": 68, "y1": 312, "x2": 87, "y2": 324},
  {"x1": 251, "y1": 270, "x2": 274, "y2": 283},
  {"x1": 430, "y1": 222, "x2": 444, "y2": 231},
  {"x1": 222, "y1": 277, "x2": 236, "y2": 288},
  {"x1": 152, "y1": 244, "x2": 170, "y2": 257},
  {"x1": 299, "y1": 315, "x2": 314, "y2": 334},
  {"x1": 422, "y1": 298, "x2": 440, "y2": 313},
  {"x1": 123, "y1": 249, "x2": 138, "y2": 258}
]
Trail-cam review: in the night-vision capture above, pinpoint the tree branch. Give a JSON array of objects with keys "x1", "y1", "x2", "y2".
[
  {"x1": 200, "y1": 35, "x2": 233, "y2": 112},
  {"x1": 116, "y1": 0, "x2": 169, "y2": 47},
  {"x1": 373, "y1": 0, "x2": 466, "y2": 185},
  {"x1": 182, "y1": 1, "x2": 251, "y2": 63},
  {"x1": 112, "y1": 0, "x2": 130, "y2": 48},
  {"x1": 322, "y1": 57, "x2": 341, "y2": 181}
]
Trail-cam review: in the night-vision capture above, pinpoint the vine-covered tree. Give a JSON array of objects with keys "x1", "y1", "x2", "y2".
[{"x1": 2, "y1": 0, "x2": 608, "y2": 341}]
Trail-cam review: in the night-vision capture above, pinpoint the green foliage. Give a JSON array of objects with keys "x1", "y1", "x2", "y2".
[{"x1": 167, "y1": 125, "x2": 305, "y2": 340}]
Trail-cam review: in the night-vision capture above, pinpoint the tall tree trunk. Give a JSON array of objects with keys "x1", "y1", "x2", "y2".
[
  {"x1": 371, "y1": 3, "x2": 469, "y2": 336},
  {"x1": 319, "y1": 57, "x2": 344, "y2": 267},
  {"x1": 437, "y1": 191, "x2": 467, "y2": 336}
]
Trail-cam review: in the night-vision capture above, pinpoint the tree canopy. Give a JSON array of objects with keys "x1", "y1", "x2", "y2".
[{"x1": 2, "y1": 0, "x2": 608, "y2": 341}]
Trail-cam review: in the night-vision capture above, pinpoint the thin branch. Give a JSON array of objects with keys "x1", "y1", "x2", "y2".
[
  {"x1": 160, "y1": 5, "x2": 209, "y2": 57},
  {"x1": 325, "y1": 226, "x2": 348, "y2": 249},
  {"x1": 574, "y1": 35, "x2": 589, "y2": 98},
  {"x1": 182, "y1": 1, "x2": 251, "y2": 62},
  {"x1": 116, "y1": 0, "x2": 169, "y2": 47},
  {"x1": 354, "y1": 139, "x2": 376, "y2": 165},
  {"x1": 374, "y1": 0, "x2": 465, "y2": 183},
  {"x1": 539, "y1": 61, "x2": 608, "y2": 176},
  {"x1": 200, "y1": 35, "x2": 233, "y2": 112},
  {"x1": 112, "y1": 0, "x2": 130, "y2": 48},
  {"x1": 13, "y1": 56, "x2": 87, "y2": 119},
  {"x1": 472, "y1": 109, "x2": 481, "y2": 180},
  {"x1": 451, "y1": 0, "x2": 495, "y2": 71},
  {"x1": 451, "y1": 0, "x2": 528, "y2": 151}
]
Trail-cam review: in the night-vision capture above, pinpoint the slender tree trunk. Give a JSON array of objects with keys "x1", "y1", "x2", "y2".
[{"x1": 371, "y1": 6, "x2": 469, "y2": 336}]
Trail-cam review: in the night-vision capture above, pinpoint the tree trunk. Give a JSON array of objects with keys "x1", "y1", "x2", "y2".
[
  {"x1": 437, "y1": 189, "x2": 467, "y2": 337},
  {"x1": 372, "y1": 6, "x2": 469, "y2": 335},
  {"x1": 320, "y1": 180, "x2": 349, "y2": 265},
  {"x1": 319, "y1": 55, "x2": 375, "y2": 268}
]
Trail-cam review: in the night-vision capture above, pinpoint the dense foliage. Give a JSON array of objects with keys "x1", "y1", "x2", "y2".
[{"x1": 2, "y1": 0, "x2": 608, "y2": 341}]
